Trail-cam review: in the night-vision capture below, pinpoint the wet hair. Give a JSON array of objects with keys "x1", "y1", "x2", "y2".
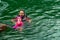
[{"x1": 20, "y1": 9, "x2": 25, "y2": 13}]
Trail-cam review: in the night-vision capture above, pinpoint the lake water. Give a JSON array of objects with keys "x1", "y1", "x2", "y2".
[{"x1": 0, "y1": 0, "x2": 60, "y2": 40}]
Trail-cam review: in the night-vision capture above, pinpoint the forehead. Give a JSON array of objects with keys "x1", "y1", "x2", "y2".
[{"x1": 20, "y1": 11, "x2": 24, "y2": 12}]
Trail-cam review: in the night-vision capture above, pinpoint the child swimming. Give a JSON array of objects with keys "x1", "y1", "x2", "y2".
[
  {"x1": 13, "y1": 17, "x2": 24, "y2": 30},
  {"x1": 11, "y1": 10, "x2": 31, "y2": 31}
]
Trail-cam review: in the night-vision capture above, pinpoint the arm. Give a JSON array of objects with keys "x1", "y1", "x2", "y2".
[
  {"x1": 26, "y1": 17, "x2": 31, "y2": 23},
  {"x1": 11, "y1": 18, "x2": 16, "y2": 24},
  {"x1": 0, "y1": 23, "x2": 7, "y2": 26}
]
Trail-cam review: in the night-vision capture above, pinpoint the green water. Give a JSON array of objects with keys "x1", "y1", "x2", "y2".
[{"x1": 0, "y1": 0, "x2": 60, "y2": 40}]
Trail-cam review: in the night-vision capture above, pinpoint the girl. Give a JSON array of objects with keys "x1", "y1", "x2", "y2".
[{"x1": 11, "y1": 10, "x2": 31, "y2": 31}]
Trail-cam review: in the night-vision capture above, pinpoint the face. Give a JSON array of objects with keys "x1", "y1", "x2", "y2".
[
  {"x1": 17, "y1": 17, "x2": 21, "y2": 20},
  {"x1": 19, "y1": 11, "x2": 25, "y2": 16}
]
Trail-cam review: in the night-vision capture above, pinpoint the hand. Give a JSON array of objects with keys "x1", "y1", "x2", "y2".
[
  {"x1": 28, "y1": 20, "x2": 31, "y2": 23},
  {"x1": 11, "y1": 19, "x2": 16, "y2": 24}
]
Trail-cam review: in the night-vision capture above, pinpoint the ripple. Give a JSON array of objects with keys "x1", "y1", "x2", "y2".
[
  {"x1": 0, "y1": 1, "x2": 9, "y2": 12},
  {"x1": 9, "y1": 8, "x2": 20, "y2": 13},
  {"x1": 52, "y1": 5, "x2": 60, "y2": 10}
]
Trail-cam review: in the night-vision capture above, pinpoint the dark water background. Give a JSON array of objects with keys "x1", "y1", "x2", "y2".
[{"x1": 0, "y1": 0, "x2": 60, "y2": 40}]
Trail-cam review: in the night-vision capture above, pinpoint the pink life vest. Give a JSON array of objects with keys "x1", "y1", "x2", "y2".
[{"x1": 16, "y1": 16, "x2": 23, "y2": 26}]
